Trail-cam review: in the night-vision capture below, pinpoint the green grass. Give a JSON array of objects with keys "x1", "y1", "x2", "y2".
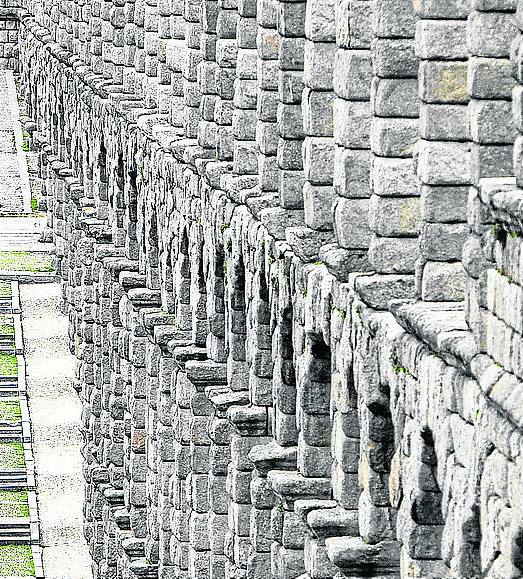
[
  {"x1": 0, "y1": 545, "x2": 35, "y2": 575},
  {"x1": 0, "y1": 315, "x2": 14, "y2": 336},
  {"x1": 0, "y1": 353, "x2": 17, "y2": 376},
  {"x1": 0, "y1": 490, "x2": 29, "y2": 518},
  {"x1": 0, "y1": 324, "x2": 14, "y2": 336},
  {"x1": 0, "y1": 400, "x2": 21, "y2": 422},
  {"x1": 0, "y1": 442, "x2": 25, "y2": 469},
  {"x1": 0, "y1": 282, "x2": 11, "y2": 298},
  {"x1": 0, "y1": 251, "x2": 53, "y2": 273},
  {"x1": 22, "y1": 131, "x2": 30, "y2": 153}
]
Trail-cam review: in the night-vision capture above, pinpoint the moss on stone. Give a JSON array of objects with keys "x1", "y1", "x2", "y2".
[
  {"x1": 0, "y1": 442, "x2": 25, "y2": 469},
  {"x1": 0, "y1": 545, "x2": 35, "y2": 576},
  {"x1": 0, "y1": 400, "x2": 21, "y2": 422},
  {"x1": 0, "y1": 353, "x2": 17, "y2": 376},
  {"x1": 0, "y1": 490, "x2": 29, "y2": 518}
]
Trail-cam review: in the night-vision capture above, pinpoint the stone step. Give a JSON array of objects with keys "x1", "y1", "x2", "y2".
[
  {"x1": 0, "y1": 343, "x2": 15, "y2": 352},
  {"x1": 0, "y1": 423, "x2": 23, "y2": 440},
  {"x1": 0, "y1": 518, "x2": 32, "y2": 545},
  {"x1": 0, "y1": 534, "x2": 32, "y2": 545},
  {"x1": 0, "y1": 385, "x2": 19, "y2": 397},
  {"x1": 0, "y1": 520, "x2": 31, "y2": 531},
  {"x1": 0, "y1": 470, "x2": 29, "y2": 490}
]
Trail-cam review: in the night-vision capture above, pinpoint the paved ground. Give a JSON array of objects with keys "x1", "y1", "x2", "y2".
[
  {"x1": 0, "y1": 70, "x2": 31, "y2": 214},
  {"x1": 21, "y1": 284, "x2": 92, "y2": 579}
]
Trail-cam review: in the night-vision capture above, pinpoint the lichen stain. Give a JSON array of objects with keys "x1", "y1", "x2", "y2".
[
  {"x1": 435, "y1": 67, "x2": 468, "y2": 102},
  {"x1": 400, "y1": 199, "x2": 421, "y2": 233}
]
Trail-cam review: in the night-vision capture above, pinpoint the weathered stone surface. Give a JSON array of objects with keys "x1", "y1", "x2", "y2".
[{"x1": 6, "y1": 1, "x2": 523, "y2": 578}]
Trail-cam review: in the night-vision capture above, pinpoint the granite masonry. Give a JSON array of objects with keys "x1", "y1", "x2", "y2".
[{"x1": 2, "y1": 0, "x2": 523, "y2": 577}]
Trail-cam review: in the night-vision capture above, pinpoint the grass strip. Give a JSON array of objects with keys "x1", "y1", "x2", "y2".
[
  {"x1": 0, "y1": 251, "x2": 53, "y2": 273},
  {"x1": 0, "y1": 315, "x2": 14, "y2": 336},
  {"x1": 0, "y1": 353, "x2": 17, "y2": 375},
  {"x1": 0, "y1": 545, "x2": 35, "y2": 576},
  {"x1": 0, "y1": 442, "x2": 25, "y2": 469},
  {"x1": 0, "y1": 400, "x2": 21, "y2": 422},
  {"x1": 0, "y1": 490, "x2": 29, "y2": 518}
]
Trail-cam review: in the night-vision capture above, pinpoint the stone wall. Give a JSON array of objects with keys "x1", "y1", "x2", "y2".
[
  {"x1": 0, "y1": 1, "x2": 20, "y2": 71},
  {"x1": 11, "y1": 0, "x2": 523, "y2": 577}
]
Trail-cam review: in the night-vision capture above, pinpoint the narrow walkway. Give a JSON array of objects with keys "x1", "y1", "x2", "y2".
[
  {"x1": 0, "y1": 69, "x2": 91, "y2": 578},
  {"x1": 0, "y1": 70, "x2": 31, "y2": 214},
  {"x1": 21, "y1": 285, "x2": 91, "y2": 579}
]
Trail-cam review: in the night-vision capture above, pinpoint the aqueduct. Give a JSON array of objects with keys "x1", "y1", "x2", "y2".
[{"x1": 0, "y1": 0, "x2": 521, "y2": 577}]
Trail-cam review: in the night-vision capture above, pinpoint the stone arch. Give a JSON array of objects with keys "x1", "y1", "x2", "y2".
[
  {"x1": 94, "y1": 138, "x2": 109, "y2": 220},
  {"x1": 205, "y1": 231, "x2": 227, "y2": 363},
  {"x1": 396, "y1": 422, "x2": 447, "y2": 578},
  {"x1": 224, "y1": 230, "x2": 248, "y2": 391},
  {"x1": 297, "y1": 331, "x2": 333, "y2": 476},
  {"x1": 246, "y1": 235, "x2": 273, "y2": 406},
  {"x1": 172, "y1": 226, "x2": 192, "y2": 331},
  {"x1": 189, "y1": 222, "x2": 209, "y2": 346}
]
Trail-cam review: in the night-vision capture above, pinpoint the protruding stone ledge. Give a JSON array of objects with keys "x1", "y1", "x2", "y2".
[
  {"x1": 319, "y1": 242, "x2": 371, "y2": 281},
  {"x1": 479, "y1": 177, "x2": 523, "y2": 232},
  {"x1": 267, "y1": 470, "x2": 332, "y2": 509},
  {"x1": 126, "y1": 288, "x2": 161, "y2": 308},
  {"x1": 390, "y1": 300, "x2": 475, "y2": 371},
  {"x1": 306, "y1": 507, "x2": 359, "y2": 540},
  {"x1": 325, "y1": 537, "x2": 400, "y2": 576},
  {"x1": 128, "y1": 559, "x2": 157, "y2": 579},
  {"x1": 354, "y1": 273, "x2": 416, "y2": 310},
  {"x1": 285, "y1": 226, "x2": 335, "y2": 262},
  {"x1": 258, "y1": 206, "x2": 305, "y2": 240},
  {"x1": 185, "y1": 359, "x2": 228, "y2": 387},
  {"x1": 391, "y1": 300, "x2": 523, "y2": 433},
  {"x1": 114, "y1": 508, "x2": 131, "y2": 531},
  {"x1": 249, "y1": 442, "x2": 298, "y2": 476},
  {"x1": 227, "y1": 404, "x2": 268, "y2": 436},
  {"x1": 118, "y1": 271, "x2": 145, "y2": 291},
  {"x1": 206, "y1": 387, "x2": 249, "y2": 417}
]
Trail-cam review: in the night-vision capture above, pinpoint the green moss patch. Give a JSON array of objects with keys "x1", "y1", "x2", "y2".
[
  {"x1": 0, "y1": 442, "x2": 25, "y2": 469},
  {"x1": 0, "y1": 251, "x2": 53, "y2": 273},
  {"x1": 0, "y1": 545, "x2": 35, "y2": 576},
  {"x1": 0, "y1": 282, "x2": 11, "y2": 298},
  {"x1": 0, "y1": 400, "x2": 21, "y2": 422},
  {"x1": 0, "y1": 490, "x2": 29, "y2": 518},
  {"x1": 0, "y1": 353, "x2": 17, "y2": 376}
]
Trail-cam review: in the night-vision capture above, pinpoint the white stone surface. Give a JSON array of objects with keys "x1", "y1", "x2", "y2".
[
  {"x1": 0, "y1": 70, "x2": 31, "y2": 214},
  {"x1": 21, "y1": 283, "x2": 92, "y2": 579}
]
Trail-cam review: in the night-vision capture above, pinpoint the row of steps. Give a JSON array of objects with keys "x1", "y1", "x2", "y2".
[{"x1": 0, "y1": 280, "x2": 43, "y2": 576}]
